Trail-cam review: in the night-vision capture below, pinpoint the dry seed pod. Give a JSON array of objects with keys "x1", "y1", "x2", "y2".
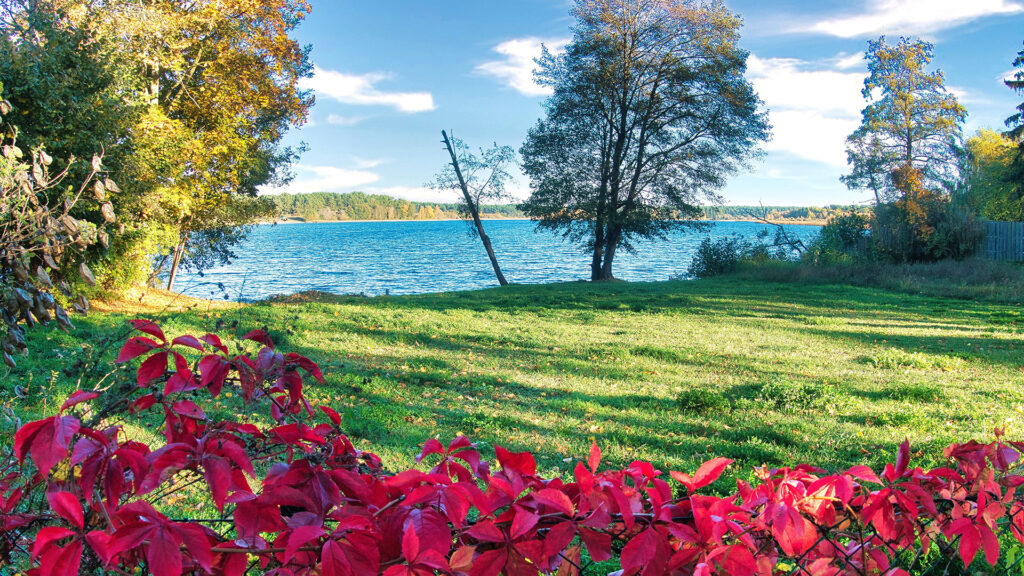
[
  {"x1": 100, "y1": 202, "x2": 116, "y2": 223},
  {"x1": 91, "y1": 154, "x2": 102, "y2": 172},
  {"x1": 44, "y1": 254, "x2": 59, "y2": 269},
  {"x1": 79, "y1": 263, "x2": 96, "y2": 286},
  {"x1": 54, "y1": 305, "x2": 73, "y2": 331},
  {"x1": 36, "y1": 266, "x2": 52, "y2": 288},
  {"x1": 12, "y1": 264, "x2": 28, "y2": 284},
  {"x1": 98, "y1": 229, "x2": 109, "y2": 248},
  {"x1": 74, "y1": 294, "x2": 89, "y2": 314},
  {"x1": 93, "y1": 180, "x2": 106, "y2": 201},
  {"x1": 2, "y1": 350, "x2": 14, "y2": 369},
  {"x1": 60, "y1": 215, "x2": 79, "y2": 235},
  {"x1": 31, "y1": 296, "x2": 51, "y2": 323},
  {"x1": 104, "y1": 178, "x2": 121, "y2": 194}
]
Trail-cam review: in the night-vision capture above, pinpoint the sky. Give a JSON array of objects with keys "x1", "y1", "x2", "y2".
[{"x1": 264, "y1": 0, "x2": 1024, "y2": 207}]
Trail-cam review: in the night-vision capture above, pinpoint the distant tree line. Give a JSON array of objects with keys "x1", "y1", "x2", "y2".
[
  {"x1": 270, "y1": 192, "x2": 524, "y2": 222},
  {"x1": 703, "y1": 206, "x2": 867, "y2": 222}
]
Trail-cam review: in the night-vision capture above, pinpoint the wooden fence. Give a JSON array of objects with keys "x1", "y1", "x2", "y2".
[{"x1": 985, "y1": 221, "x2": 1024, "y2": 261}]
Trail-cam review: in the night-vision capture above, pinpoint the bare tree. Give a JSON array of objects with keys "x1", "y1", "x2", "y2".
[{"x1": 433, "y1": 130, "x2": 515, "y2": 287}]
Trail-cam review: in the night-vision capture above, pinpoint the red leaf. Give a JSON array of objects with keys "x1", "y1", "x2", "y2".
[
  {"x1": 690, "y1": 457, "x2": 733, "y2": 490},
  {"x1": 171, "y1": 335, "x2": 205, "y2": 351},
  {"x1": 47, "y1": 491, "x2": 84, "y2": 529},
  {"x1": 286, "y1": 525, "x2": 326, "y2": 563},
  {"x1": 116, "y1": 337, "x2": 160, "y2": 363},
  {"x1": 510, "y1": 508, "x2": 540, "y2": 540},
  {"x1": 200, "y1": 333, "x2": 228, "y2": 354},
  {"x1": 533, "y1": 488, "x2": 575, "y2": 517},
  {"x1": 846, "y1": 465, "x2": 882, "y2": 484},
  {"x1": 60, "y1": 390, "x2": 99, "y2": 413},
  {"x1": 416, "y1": 438, "x2": 445, "y2": 463},
  {"x1": 495, "y1": 446, "x2": 536, "y2": 476},
  {"x1": 40, "y1": 538, "x2": 82, "y2": 576},
  {"x1": 577, "y1": 529, "x2": 612, "y2": 563},
  {"x1": 31, "y1": 526, "x2": 76, "y2": 559},
  {"x1": 401, "y1": 525, "x2": 421, "y2": 562},
  {"x1": 320, "y1": 406, "x2": 342, "y2": 426},
  {"x1": 130, "y1": 319, "x2": 166, "y2": 342},
  {"x1": 14, "y1": 415, "x2": 80, "y2": 475},
  {"x1": 146, "y1": 526, "x2": 183, "y2": 576},
  {"x1": 469, "y1": 548, "x2": 507, "y2": 576},
  {"x1": 242, "y1": 329, "x2": 274, "y2": 348},
  {"x1": 621, "y1": 528, "x2": 669, "y2": 576},
  {"x1": 322, "y1": 537, "x2": 380, "y2": 576},
  {"x1": 137, "y1": 351, "x2": 169, "y2": 386},
  {"x1": 588, "y1": 441, "x2": 601, "y2": 472}
]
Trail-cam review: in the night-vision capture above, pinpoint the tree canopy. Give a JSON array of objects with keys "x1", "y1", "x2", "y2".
[
  {"x1": 842, "y1": 37, "x2": 966, "y2": 203},
  {"x1": 0, "y1": 0, "x2": 313, "y2": 291},
  {"x1": 1006, "y1": 41, "x2": 1024, "y2": 199},
  {"x1": 521, "y1": 0, "x2": 769, "y2": 281}
]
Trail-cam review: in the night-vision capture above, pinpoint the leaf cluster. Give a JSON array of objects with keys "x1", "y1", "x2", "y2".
[{"x1": 5, "y1": 321, "x2": 1024, "y2": 575}]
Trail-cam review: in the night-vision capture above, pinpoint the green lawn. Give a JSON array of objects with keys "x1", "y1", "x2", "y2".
[{"x1": 5, "y1": 277, "x2": 1024, "y2": 483}]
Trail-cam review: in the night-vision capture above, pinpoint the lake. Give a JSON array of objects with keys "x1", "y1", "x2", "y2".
[{"x1": 170, "y1": 219, "x2": 821, "y2": 301}]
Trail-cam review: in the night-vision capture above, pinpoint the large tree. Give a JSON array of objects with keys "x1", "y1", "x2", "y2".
[
  {"x1": 520, "y1": 0, "x2": 769, "y2": 281},
  {"x1": 1, "y1": 0, "x2": 312, "y2": 292},
  {"x1": 93, "y1": 0, "x2": 313, "y2": 289},
  {"x1": 842, "y1": 37, "x2": 966, "y2": 203},
  {"x1": 1006, "y1": 41, "x2": 1024, "y2": 197}
]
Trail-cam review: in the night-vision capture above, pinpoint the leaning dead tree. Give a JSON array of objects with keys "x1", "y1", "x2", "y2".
[{"x1": 434, "y1": 130, "x2": 514, "y2": 286}]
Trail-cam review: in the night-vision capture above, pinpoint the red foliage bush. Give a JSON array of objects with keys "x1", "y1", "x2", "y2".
[{"x1": 2, "y1": 320, "x2": 1024, "y2": 575}]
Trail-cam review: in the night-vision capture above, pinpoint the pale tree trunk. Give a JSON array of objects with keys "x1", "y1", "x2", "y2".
[
  {"x1": 441, "y1": 130, "x2": 508, "y2": 286},
  {"x1": 166, "y1": 228, "x2": 188, "y2": 291}
]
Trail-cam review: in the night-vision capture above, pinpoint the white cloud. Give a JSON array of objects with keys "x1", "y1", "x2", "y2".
[
  {"x1": 805, "y1": 0, "x2": 1024, "y2": 38},
  {"x1": 326, "y1": 114, "x2": 365, "y2": 126},
  {"x1": 365, "y1": 186, "x2": 461, "y2": 203},
  {"x1": 747, "y1": 55, "x2": 866, "y2": 166},
  {"x1": 349, "y1": 156, "x2": 388, "y2": 169},
  {"x1": 261, "y1": 164, "x2": 380, "y2": 195},
  {"x1": 476, "y1": 37, "x2": 569, "y2": 97},
  {"x1": 1001, "y1": 68, "x2": 1022, "y2": 84},
  {"x1": 300, "y1": 66, "x2": 435, "y2": 113}
]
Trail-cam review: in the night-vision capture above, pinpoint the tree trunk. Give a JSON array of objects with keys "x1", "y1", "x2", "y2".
[
  {"x1": 441, "y1": 130, "x2": 508, "y2": 286},
  {"x1": 166, "y1": 238, "x2": 186, "y2": 292},
  {"x1": 597, "y1": 225, "x2": 619, "y2": 281},
  {"x1": 590, "y1": 189, "x2": 607, "y2": 281}
]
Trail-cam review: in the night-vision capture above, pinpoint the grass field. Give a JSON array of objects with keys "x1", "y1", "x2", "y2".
[{"x1": 5, "y1": 276, "x2": 1024, "y2": 485}]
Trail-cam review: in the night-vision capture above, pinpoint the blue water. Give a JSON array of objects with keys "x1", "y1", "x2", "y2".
[{"x1": 171, "y1": 219, "x2": 821, "y2": 301}]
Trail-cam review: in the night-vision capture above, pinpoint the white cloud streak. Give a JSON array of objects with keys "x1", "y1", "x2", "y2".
[
  {"x1": 747, "y1": 55, "x2": 866, "y2": 166},
  {"x1": 805, "y1": 0, "x2": 1024, "y2": 38},
  {"x1": 326, "y1": 114, "x2": 365, "y2": 126},
  {"x1": 300, "y1": 66, "x2": 435, "y2": 113},
  {"x1": 476, "y1": 37, "x2": 569, "y2": 96},
  {"x1": 261, "y1": 164, "x2": 380, "y2": 195}
]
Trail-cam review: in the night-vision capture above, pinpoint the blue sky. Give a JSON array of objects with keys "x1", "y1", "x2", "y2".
[{"x1": 266, "y1": 0, "x2": 1024, "y2": 207}]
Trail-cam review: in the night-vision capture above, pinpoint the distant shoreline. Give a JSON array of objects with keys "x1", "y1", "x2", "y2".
[{"x1": 267, "y1": 217, "x2": 827, "y2": 227}]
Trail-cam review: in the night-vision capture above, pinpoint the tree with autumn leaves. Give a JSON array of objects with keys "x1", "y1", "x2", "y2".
[
  {"x1": 0, "y1": 0, "x2": 312, "y2": 291},
  {"x1": 842, "y1": 37, "x2": 981, "y2": 262}
]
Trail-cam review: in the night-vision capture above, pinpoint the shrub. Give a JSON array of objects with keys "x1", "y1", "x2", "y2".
[
  {"x1": 806, "y1": 211, "x2": 871, "y2": 264},
  {"x1": 675, "y1": 388, "x2": 730, "y2": 413},
  {"x1": 4, "y1": 320, "x2": 1024, "y2": 575},
  {"x1": 687, "y1": 232, "x2": 794, "y2": 279},
  {"x1": 870, "y1": 167, "x2": 983, "y2": 262},
  {"x1": 759, "y1": 378, "x2": 837, "y2": 410},
  {"x1": 0, "y1": 85, "x2": 115, "y2": 368}
]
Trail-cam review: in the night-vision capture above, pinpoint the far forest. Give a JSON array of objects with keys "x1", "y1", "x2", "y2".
[{"x1": 271, "y1": 192, "x2": 859, "y2": 224}]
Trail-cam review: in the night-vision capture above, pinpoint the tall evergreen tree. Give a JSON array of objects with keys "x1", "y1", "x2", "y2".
[
  {"x1": 1006, "y1": 42, "x2": 1024, "y2": 197},
  {"x1": 520, "y1": 0, "x2": 769, "y2": 281}
]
